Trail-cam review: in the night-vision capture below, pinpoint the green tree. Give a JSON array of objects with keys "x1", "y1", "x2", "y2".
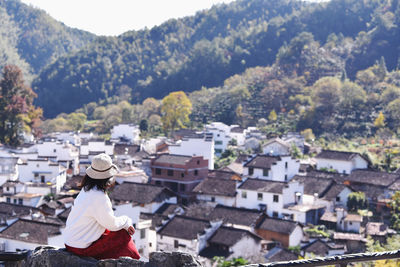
[
  {"x1": 140, "y1": 119, "x2": 148, "y2": 132},
  {"x1": 374, "y1": 112, "x2": 385, "y2": 128},
  {"x1": 66, "y1": 112, "x2": 87, "y2": 131},
  {"x1": 268, "y1": 109, "x2": 277, "y2": 122},
  {"x1": 161, "y1": 91, "x2": 192, "y2": 136},
  {"x1": 347, "y1": 192, "x2": 368, "y2": 212},
  {"x1": 390, "y1": 191, "x2": 400, "y2": 231}
]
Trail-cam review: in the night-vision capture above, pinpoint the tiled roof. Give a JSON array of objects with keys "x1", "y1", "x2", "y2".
[
  {"x1": 366, "y1": 222, "x2": 395, "y2": 236},
  {"x1": 230, "y1": 127, "x2": 245, "y2": 133},
  {"x1": 208, "y1": 170, "x2": 238, "y2": 180},
  {"x1": 244, "y1": 155, "x2": 281, "y2": 169},
  {"x1": 265, "y1": 247, "x2": 298, "y2": 262},
  {"x1": 140, "y1": 212, "x2": 169, "y2": 230},
  {"x1": 0, "y1": 202, "x2": 40, "y2": 219},
  {"x1": 154, "y1": 203, "x2": 183, "y2": 217},
  {"x1": 256, "y1": 217, "x2": 299, "y2": 234},
  {"x1": 315, "y1": 150, "x2": 364, "y2": 161},
  {"x1": 157, "y1": 215, "x2": 211, "y2": 240},
  {"x1": 209, "y1": 205, "x2": 263, "y2": 227},
  {"x1": 192, "y1": 178, "x2": 237, "y2": 197},
  {"x1": 57, "y1": 207, "x2": 71, "y2": 221},
  {"x1": 292, "y1": 175, "x2": 334, "y2": 196},
  {"x1": 333, "y1": 232, "x2": 366, "y2": 241},
  {"x1": 347, "y1": 169, "x2": 400, "y2": 187},
  {"x1": 322, "y1": 184, "x2": 352, "y2": 200},
  {"x1": 207, "y1": 226, "x2": 261, "y2": 247},
  {"x1": 109, "y1": 182, "x2": 175, "y2": 205},
  {"x1": 238, "y1": 178, "x2": 286, "y2": 194},
  {"x1": 63, "y1": 175, "x2": 83, "y2": 191},
  {"x1": 320, "y1": 212, "x2": 337, "y2": 223},
  {"x1": 153, "y1": 154, "x2": 193, "y2": 165},
  {"x1": 302, "y1": 239, "x2": 329, "y2": 256},
  {"x1": 183, "y1": 202, "x2": 216, "y2": 220},
  {"x1": 263, "y1": 138, "x2": 290, "y2": 149},
  {"x1": 113, "y1": 144, "x2": 140, "y2": 156},
  {"x1": 344, "y1": 214, "x2": 362, "y2": 222},
  {"x1": 0, "y1": 219, "x2": 61, "y2": 244},
  {"x1": 349, "y1": 184, "x2": 385, "y2": 200}
]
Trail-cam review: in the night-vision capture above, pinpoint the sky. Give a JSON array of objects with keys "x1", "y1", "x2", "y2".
[{"x1": 20, "y1": 0, "x2": 236, "y2": 36}]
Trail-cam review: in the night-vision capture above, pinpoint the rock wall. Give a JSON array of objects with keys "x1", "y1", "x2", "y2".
[{"x1": 14, "y1": 246, "x2": 203, "y2": 267}]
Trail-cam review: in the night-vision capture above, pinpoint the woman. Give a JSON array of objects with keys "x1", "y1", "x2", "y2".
[{"x1": 64, "y1": 153, "x2": 140, "y2": 260}]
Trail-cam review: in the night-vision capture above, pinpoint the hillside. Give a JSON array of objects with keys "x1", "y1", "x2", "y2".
[{"x1": 0, "y1": 0, "x2": 95, "y2": 81}]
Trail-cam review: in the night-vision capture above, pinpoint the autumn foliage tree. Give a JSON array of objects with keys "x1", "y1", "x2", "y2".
[
  {"x1": 161, "y1": 91, "x2": 192, "y2": 136},
  {"x1": 0, "y1": 65, "x2": 42, "y2": 146}
]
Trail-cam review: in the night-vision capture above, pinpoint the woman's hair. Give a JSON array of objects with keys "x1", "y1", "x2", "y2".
[{"x1": 79, "y1": 174, "x2": 113, "y2": 192}]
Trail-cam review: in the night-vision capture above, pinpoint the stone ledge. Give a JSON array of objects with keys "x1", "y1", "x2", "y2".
[{"x1": 17, "y1": 246, "x2": 203, "y2": 267}]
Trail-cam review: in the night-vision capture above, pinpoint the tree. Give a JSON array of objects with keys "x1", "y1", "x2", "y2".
[
  {"x1": 347, "y1": 192, "x2": 368, "y2": 212},
  {"x1": 268, "y1": 109, "x2": 277, "y2": 122},
  {"x1": 139, "y1": 119, "x2": 148, "y2": 132},
  {"x1": 161, "y1": 91, "x2": 192, "y2": 136},
  {"x1": 0, "y1": 65, "x2": 39, "y2": 146},
  {"x1": 390, "y1": 191, "x2": 400, "y2": 231},
  {"x1": 374, "y1": 112, "x2": 386, "y2": 128}
]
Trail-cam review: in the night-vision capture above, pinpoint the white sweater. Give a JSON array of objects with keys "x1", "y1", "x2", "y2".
[{"x1": 64, "y1": 188, "x2": 132, "y2": 248}]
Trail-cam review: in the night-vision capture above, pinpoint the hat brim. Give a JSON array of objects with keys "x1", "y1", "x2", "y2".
[{"x1": 86, "y1": 164, "x2": 118, "y2": 180}]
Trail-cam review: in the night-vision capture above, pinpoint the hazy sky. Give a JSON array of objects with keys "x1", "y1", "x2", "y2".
[{"x1": 20, "y1": 0, "x2": 236, "y2": 36}]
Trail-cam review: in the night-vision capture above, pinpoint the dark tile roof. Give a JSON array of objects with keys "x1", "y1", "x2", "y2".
[
  {"x1": 209, "y1": 205, "x2": 264, "y2": 227},
  {"x1": 57, "y1": 207, "x2": 71, "y2": 221},
  {"x1": 0, "y1": 219, "x2": 61, "y2": 244},
  {"x1": 305, "y1": 170, "x2": 347, "y2": 181},
  {"x1": 389, "y1": 179, "x2": 400, "y2": 191},
  {"x1": 183, "y1": 202, "x2": 215, "y2": 220},
  {"x1": 140, "y1": 212, "x2": 169, "y2": 230},
  {"x1": 347, "y1": 169, "x2": 400, "y2": 187},
  {"x1": 114, "y1": 144, "x2": 140, "y2": 156},
  {"x1": 192, "y1": 178, "x2": 237, "y2": 197},
  {"x1": 0, "y1": 202, "x2": 40, "y2": 220},
  {"x1": 302, "y1": 239, "x2": 330, "y2": 256},
  {"x1": 322, "y1": 184, "x2": 352, "y2": 200},
  {"x1": 63, "y1": 175, "x2": 83, "y2": 191},
  {"x1": 265, "y1": 247, "x2": 298, "y2": 262},
  {"x1": 256, "y1": 217, "x2": 299, "y2": 234},
  {"x1": 244, "y1": 155, "x2": 281, "y2": 169},
  {"x1": 315, "y1": 150, "x2": 363, "y2": 161},
  {"x1": 154, "y1": 203, "x2": 183, "y2": 217},
  {"x1": 157, "y1": 215, "x2": 211, "y2": 240},
  {"x1": 238, "y1": 178, "x2": 286, "y2": 194},
  {"x1": 153, "y1": 154, "x2": 193, "y2": 165},
  {"x1": 349, "y1": 184, "x2": 385, "y2": 200},
  {"x1": 208, "y1": 226, "x2": 261, "y2": 247},
  {"x1": 292, "y1": 175, "x2": 334, "y2": 196},
  {"x1": 109, "y1": 182, "x2": 175, "y2": 205},
  {"x1": 366, "y1": 222, "x2": 396, "y2": 236},
  {"x1": 230, "y1": 127, "x2": 245, "y2": 133},
  {"x1": 208, "y1": 170, "x2": 239, "y2": 180}
]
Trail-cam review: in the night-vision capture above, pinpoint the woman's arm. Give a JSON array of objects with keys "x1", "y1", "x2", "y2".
[{"x1": 92, "y1": 193, "x2": 132, "y2": 231}]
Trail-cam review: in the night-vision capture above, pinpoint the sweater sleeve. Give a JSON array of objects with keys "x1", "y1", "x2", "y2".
[{"x1": 91, "y1": 193, "x2": 132, "y2": 231}]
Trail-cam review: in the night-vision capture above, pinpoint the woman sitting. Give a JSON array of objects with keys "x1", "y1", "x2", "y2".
[{"x1": 64, "y1": 153, "x2": 140, "y2": 260}]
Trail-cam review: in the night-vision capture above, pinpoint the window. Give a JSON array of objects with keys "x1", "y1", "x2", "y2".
[
  {"x1": 140, "y1": 229, "x2": 146, "y2": 239},
  {"x1": 6, "y1": 197, "x2": 10, "y2": 203},
  {"x1": 174, "y1": 240, "x2": 179, "y2": 248},
  {"x1": 41, "y1": 176, "x2": 45, "y2": 183},
  {"x1": 167, "y1": 169, "x2": 174, "y2": 176},
  {"x1": 149, "y1": 242, "x2": 152, "y2": 247},
  {"x1": 34, "y1": 173, "x2": 39, "y2": 178},
  {"x1": 139, "y1": 248, "x2": 143, "y2": 254},
  {"x1": 284, "y1": 175, "x2": 288, "y2": 181},
  {"x1": 211, "y1": 197, "x2": 215, "y2": 202},
  {"x1": 263, "y1": 169, "x2": 268, "y2": 176},
  {"x1": 6, "y1": 187, "x2": 9, "y2": 191},
  {"x1": 36, "y1": 164, "x2": 39, "y2": 168},
  {"x1": 273, "y1": 211, "x2": 279, "y2": 218},
  {"x1": 155, "y1": 168, "x2": 161, "y2": 175},
  {"x1": 180, "y1": 184, "x2": 185, "y2": 191},
  {"x1": 336, "y1": 196, "x2": 341, "y2": 202},
  {"x1": 257, "y1": 193, "x2": 263, "y2": 200},
  {"x1": 248, "y1": 167, "x2": 254, "y2": 176},
  {"x1": 273, "y1": 195, "x2": 279, "y2": 203},
  {"x1": 197, "y1": 160, "x2": 200, "y2": 165},
  {"x1": 53, "y1": 149, "x2": 57, "y2": 153},
  {"x1": 18, "y1": 198, "x2": 23, "y2": 205},
  {"x1": 181, "y1": 173, "x2": 185, "y2": 178},
  {"x1": 13, "y1": 199, "x2": 17, "y2": 204},
  {"x1": 155, "y1": 181, "x2": 161, "y2": 186},
  {"x1": 285, "y1": 162, "x2": 288, "y2": 169},
  {"x1": 194, "y1": 170, "x2": 198, "y2": 176},
  {"x1": 215, "y1": 149, "x2": 222, "y2": 154},
  {"x1": 241, "y1": 191, "x2": 247, "y2": 198},
  {"x1": 343, "y1": 170, "x2": 346, "y2": 174},
  {"x1": 349, "y1": 222, "x2": 353, "y2": 225},
  {"x1": 215, "y1": 140, "x2": 223, "y2": 145}
]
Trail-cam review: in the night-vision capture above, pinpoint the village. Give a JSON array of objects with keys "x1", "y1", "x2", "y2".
[{"x1": 0, "y1": 122, "x2": 397, "y2": 265}]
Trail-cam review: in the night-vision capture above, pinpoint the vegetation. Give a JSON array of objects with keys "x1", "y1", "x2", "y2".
[
  {"x1": 161, "y1": 91, "x2": 192, "y2": 136},
  {"x1": 347, "y1": 192, "x2": 368, "y2": 212},
  {"x1": 0, "y1": 65, "x2": 42, "y2": 146},
  {"x1": 212, "y1": 256, "x2": 249, "y2": 267}
]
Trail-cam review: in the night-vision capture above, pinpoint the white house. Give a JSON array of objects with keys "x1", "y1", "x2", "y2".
[
  {"x1": 336, "y1": 208, "x2": 362, "y2": 233},
  {"x1": 5, "y1": 193, "x2": 43, "y2": 207},
  {"x1": 236, "y1": 179, "x2": 303, "y2": 218},
  {"x1": 80, "y1": 139, "x2": 114, "y2": 157},
  {"x1": 111, "y1": 124, "x2": 141, "y2": 144},
  {"x1": 193, "y1": 178, "x2": 237, "y2": 207},
  {"x1": 36, "y1": 140, "x2": 79, "y2": 175},
  {"x1": 262, "y1": 138, "x2": 291, "y2": 156},
  {"x1": 0, "y1": 219, "x2": 64, "y2": 251},
  {"x1": 229, "y1": 126, "x2": 246, "y2": 146},
  {"x1": 169, "y1": 133, "x2": 214, "y2": 170},
  {"x1": 0, "y1": 157, "x2": 19, "y2": 185},
  {"x1": 243, "y1": 155, "x2": 300, "y2": 182},
  {"x1": 315, "y1": 150, "x2": 369, "y2": 174},
  {"x1": 205, "y1": 122, "x2": 232, "y2": 156},
  {"x1": 114, "y1": 166, "x2": 149, "y2": 184},
  {"x1": 17, "y1": 159, "x2": 67, "y2": 193},
  {"x1": 157, "y1": 215, "x2": 222, "y2": 255},
  {"x1": 52, "y1": 132, "x2": 81, "y2": 146}
]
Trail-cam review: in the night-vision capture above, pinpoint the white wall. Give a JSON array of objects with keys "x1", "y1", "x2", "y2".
[
  {"x1": 244, "y1": 156, "x2": 300, "y2": 182},
  {"x1": 262, "y1": 142, "x2": 290, "y2": 156},
  {"x1": 169, "y1": 137, "x2": 214, "y2": 170},
  {"x1": 80, "y1": 141, "x2": 114, "y2": 156},
  {"x1": 228, "y1": 236, "x2": 260, "y2": 260},
  {"x1": 236, "y1": 189, "x2": 283, "y2": 217},
  {"x1": 111, "y1": 124, "x2": 140, "y2": 143},
  {"x1": 196, "y1": 194, "x2": 236, "y2": 207},
  {"x1": 288, "y1": 225, "x2": 303, "y2": 247}
]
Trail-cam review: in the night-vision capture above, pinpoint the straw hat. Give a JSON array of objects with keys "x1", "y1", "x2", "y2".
[{"x1": 86, "y1": 153, "x2": 118, "y2": 179}]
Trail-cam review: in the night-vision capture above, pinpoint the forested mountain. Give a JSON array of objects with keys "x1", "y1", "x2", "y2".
[
  {"x1": 0, "y1": 0, "x2": 95, "y2": 81},
  {"x1": 34, "y1": 0, "x2": 397, "y2": 118}
]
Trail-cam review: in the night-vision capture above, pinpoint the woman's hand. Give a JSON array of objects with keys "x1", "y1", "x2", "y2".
[{"x1": 127, "y1": 225, "x2": 135, "y2": 235}]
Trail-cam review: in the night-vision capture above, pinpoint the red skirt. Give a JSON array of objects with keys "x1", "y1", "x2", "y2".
[{"x1": 65, "y1": 229, "x2": 140, "y2": 260}]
